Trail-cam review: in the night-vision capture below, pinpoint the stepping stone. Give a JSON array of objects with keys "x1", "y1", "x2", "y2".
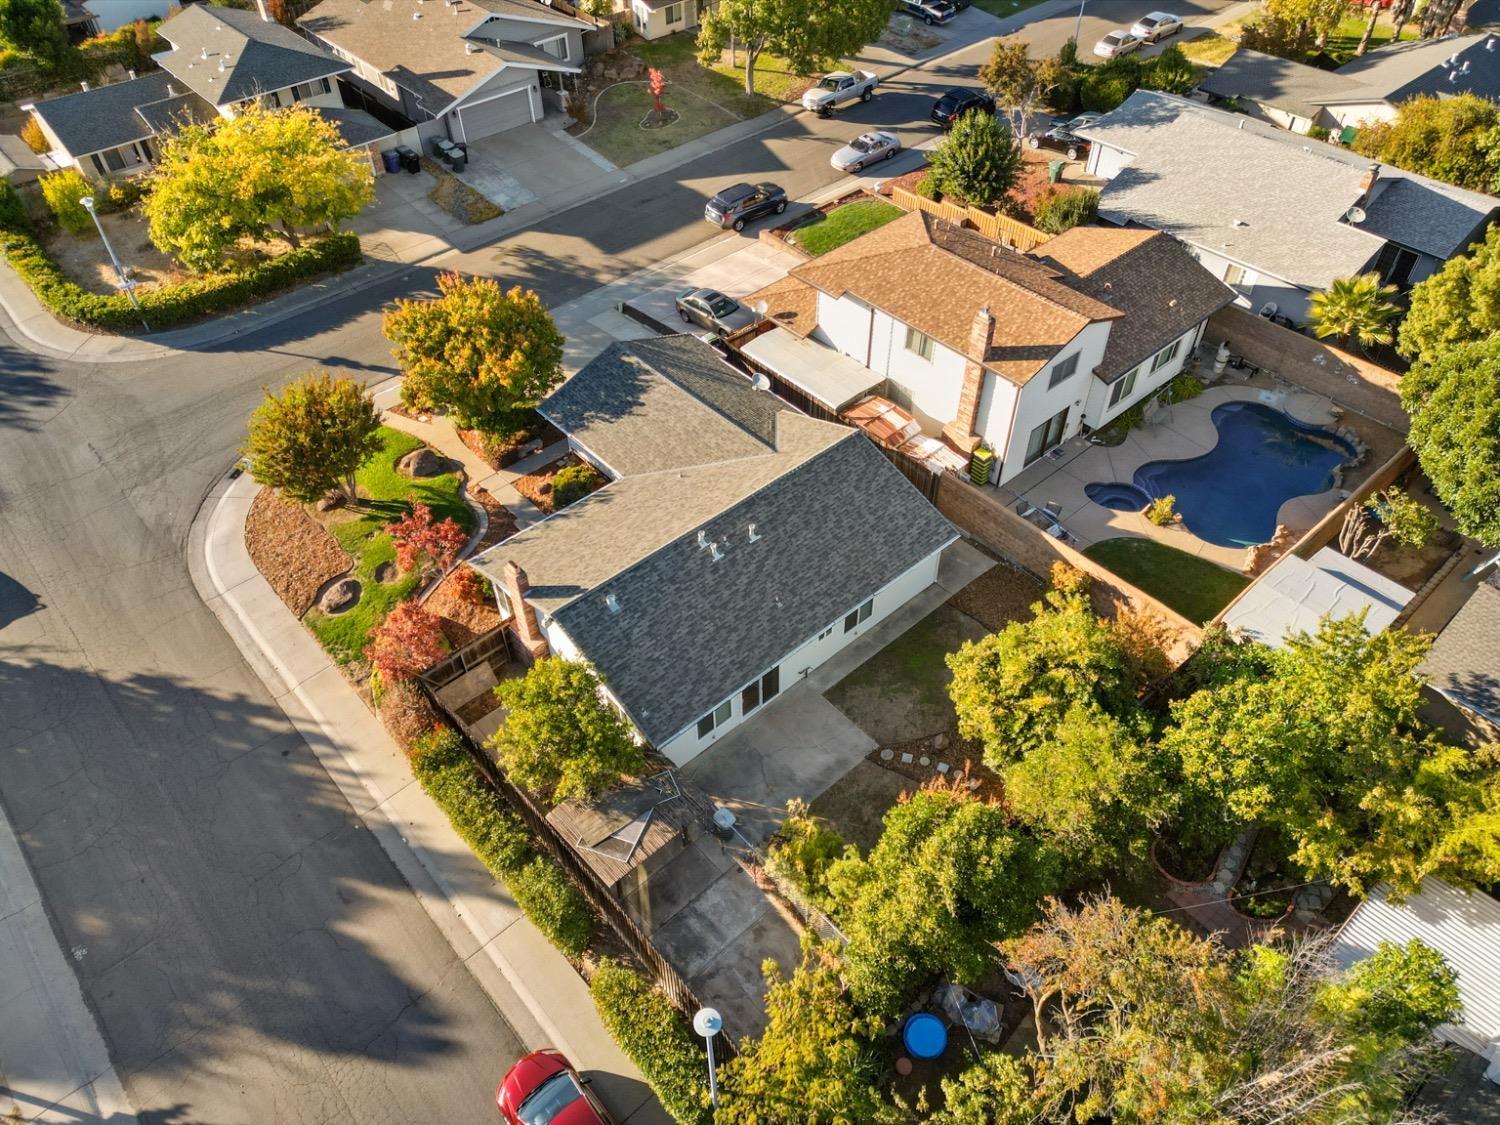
[
  {"x1": 880, "y1": 748, "x2": 894, "y2": 761},
  {"x1": 918, "y1": 756, "x2": 930, "y2": 766},
  {"x1": 936, "y1": 762, "x2": 950, "y2": 774},
  {"x1": 900, "y1": 752, "x2": 914, "y2": 764},
  {"x1": 967, "y1": 779, "x2": 980, "y2": 790}
]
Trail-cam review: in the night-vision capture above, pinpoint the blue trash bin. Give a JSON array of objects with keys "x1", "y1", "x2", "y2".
[
  {"x1": 902, "y1": 1013, "x2": 947, "y2": 1059},
  {"x1": 381, "y1": 148, "x2": 401, "y2": 174}
]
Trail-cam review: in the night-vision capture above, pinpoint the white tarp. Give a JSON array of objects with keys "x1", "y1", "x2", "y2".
[
  {"x1": 741, "y1": 328, "x2": 884, "y2": 411},
  {"x1": 1222, "y1": 546, "x2": 1411, "y2": 648}
]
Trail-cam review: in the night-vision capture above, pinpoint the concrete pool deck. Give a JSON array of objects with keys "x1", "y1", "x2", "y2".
[{"x1": 996, "y1": 380, "x2": 1352, "y2": 570}]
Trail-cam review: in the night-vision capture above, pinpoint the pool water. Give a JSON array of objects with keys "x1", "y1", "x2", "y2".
[
  {"x1": 1085, "y1": 481, "x2": 1151, "y2": 512},
  {"x1": 1130, "y1": 402, "x2": 1354, "y2": 548}
]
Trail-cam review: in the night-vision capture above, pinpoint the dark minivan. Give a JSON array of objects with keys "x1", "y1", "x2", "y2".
[{"x1": 704, "y1": 182, "x2": 788, "y2": 231}]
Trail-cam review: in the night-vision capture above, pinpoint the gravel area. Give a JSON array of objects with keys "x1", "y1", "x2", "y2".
[{"x1": 245, "y1": 488, "x2": 352, "y2": 615}]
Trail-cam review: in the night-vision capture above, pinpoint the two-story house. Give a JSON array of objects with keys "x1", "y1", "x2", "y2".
[
  {"x1": 1075, "y1": 90, "x2": 1497, "y2": 322},
  {"x1": 467, "y1": 334, "x2": 959, "y2": 768},
  {"x1": 300, "y1": 0, "x2": 597, "y2": 143},
  {"x1": 28, "y1": 2, "x2": 371, "y2": 181},
  {"x1": 741, "y1": 209, "x2": 1235, "y2": 485}
]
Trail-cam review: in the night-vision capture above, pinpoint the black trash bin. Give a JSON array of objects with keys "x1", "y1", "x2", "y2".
[
  {"x1": 430, "y1": 137, "x2": 448, "y2": 159},
  {"x1": 449, "y1": 149, "x2": 467, "y2": 172},
  {"x1": 395, "y1": 145, "x2": 420, "y2": 174}
]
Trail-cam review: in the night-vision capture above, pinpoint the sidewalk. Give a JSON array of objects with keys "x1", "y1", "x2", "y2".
[{"x1": 185, "y1": 443, "x2": 673, "y2": 1125}]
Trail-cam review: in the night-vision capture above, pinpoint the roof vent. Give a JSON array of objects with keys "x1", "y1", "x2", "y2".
[
  {"x1": 605, "y1": 593, "x2": 620, "y2": 613},
  {"x1": 747, "y1": 523, "x2": 761, "y2": 543},
  {"x1": 697, "y1": 529, "x2": 709, "y2": 549},
  {"x1": 127, "y1": 68, "x2": 136, "y2": 80},
  {"x1": 1487, "y1": 36, "x2": 1496, "y2": 51},
  {"x1": 201, "y1": 46, "x2": 209, "y2": 59},
  {"x1": 414, "y1": 10, "x2": 422, "y2": 17},
  {"x1": 1461, "y1": 60, "x2": 1471, "y2": 75},
  {"x1": 708, "y1": 541, "x2": 724, "y2": 562},
  {"x1": 80, "y1": 80, "x2": 90, "y2": 91},
  {"x1": 1346, "y1": 205, "x2": 1366, "y2": 224},
  {"x1": 465, "y1": 41, "x2": 480, "y2": 53},
  {"x1": 167, "y1": 82, "x2": 177, "y2": 96}
]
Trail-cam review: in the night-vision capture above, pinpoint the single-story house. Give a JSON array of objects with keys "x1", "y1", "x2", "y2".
[
  {"x1": 1198, "y1": 48, "x2": 1369, "y2": 135},
  {"x1": 621, "y1": 0, "x2": 704, "y2": 41},
  {"x1": 467, "y1": 334, "x2": 959, "y2": 767},
  {"x1": 740, "y1": 209, "x2": 1235, "y2": 485},
  {"x1": 1419, "y1": 564, "x2": 1500, "y2": 745},
  {"x1": 1318, "y1": 31, "x2": 1500, "y2": 130},
  {"x1": 26, "y1": 2, "x2": 389, "y2": 182},
  {"x1": 1331, "y1": 877, "x2": 1500, "y2": 1087},
  {"x1": 1076, "y1": 90, "x2": 1498, "y2": 322},
  {"x1": 300, "y1": 0, "x2": 596, "y2": 144}
]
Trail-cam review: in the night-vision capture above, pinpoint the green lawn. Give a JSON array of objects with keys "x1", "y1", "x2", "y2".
[
  {"x1": 304, "y1": 427, "x2": 473, "y2": 665},
  {"x1": 1084, "y1": 537, "x2": 1250, "y2": 625},
  {"x1": 1317, "y1": 13, "x2": 1419, "y2": 69},
  {"x1": 1178, "y1": 31, "x2": 1240, "y2": 68},
  {"x1": 970, "y1": 0, "x2": 1047, "y2": 17},
  {"x1": 577, "y1": 80, "x2": 740, "y2": 167},
  {"x1": 788, "y1": 199, "x2": 903, "y2": 256},
  {"x1": 633, "y1": 33, "x2": 778, "y2": 117}
]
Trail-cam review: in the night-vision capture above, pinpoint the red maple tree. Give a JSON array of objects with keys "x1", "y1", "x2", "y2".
[
  {"x1": 387, "y1": 498, "x2": 467, "y2": 575},
  {"x1": 447, "y1": 566, "x2": 486, "y2": 605},
  {"x1": 649, "y1": 67, "x2": 667, "y2": 115},
  {"x1": 366, "y1": 600, "x2": 447, "y2": 683}
]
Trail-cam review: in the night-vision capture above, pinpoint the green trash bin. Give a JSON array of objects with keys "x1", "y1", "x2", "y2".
[{"x1": 1048, "y1": 159, "x2": 1065, "y2": 184}]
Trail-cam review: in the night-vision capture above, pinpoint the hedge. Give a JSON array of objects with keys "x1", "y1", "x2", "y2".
[
  {"x1": 590, "y1": 961, "x2": 714, "y2": 1125},
  {"x1": 0, "y1": 216, "x2": 361, "y2": 333},
  {"x1": 409, "y1": 726, "x2": 595, "y2": 957}
]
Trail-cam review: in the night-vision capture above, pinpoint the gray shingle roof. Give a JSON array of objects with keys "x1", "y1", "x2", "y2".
[
  {"x1": 1198, "y1": 48, "x2": 1367, "y2": 121},
  {"x1": 156, "y1": 3, "x2": 349, "y2": 107},
  {"x1": 134, "y1": 90, "x2": 217, "y2": 136},
  {"x1": 1075, "y1": 91, "x2": 1496, "y2": 290},
  {"x1": 315, "y1": 106, "x2": 395, "y2": 148},
  {"x1": 1326, "y1": 32, "x2": 1500, "y2": 105},
  {"x1": 470, "y1": 336, "x2": 957, "y2": 746},
  {"x1": 32, "y1": 71, "x2": 177, "y2": 158},
  {"x1": 1420, "y1": 570, "x2": 1500, "y2": 725}
]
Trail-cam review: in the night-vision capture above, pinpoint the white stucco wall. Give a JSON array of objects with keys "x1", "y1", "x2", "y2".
[
  {"x1": 654, "y1": 546, "x2": 949, "y2": 766},
  {"x1": 1081, "y1": 324, "x2": 1204, "y2": 428},
  {"x1": 993, "y1": 321, "x2": 1110, "y2": 484},
  {"x1": 1085, "y1": 141, "x2": 1133, "y2": 181},
  {"x1": 630, "y1": 0, "x2": 697, "y2": 40},
  {"x1": 1323, "y1": 101, "x2": 1397, "y2": 130}
]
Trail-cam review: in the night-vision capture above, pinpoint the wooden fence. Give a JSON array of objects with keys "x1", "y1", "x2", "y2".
[
  {"x1": 890, "y1": 186, "x2": 1050, "y2": 253},
  {"x1": 419, "y1": 625, "x2": 512, "y2": 690}
]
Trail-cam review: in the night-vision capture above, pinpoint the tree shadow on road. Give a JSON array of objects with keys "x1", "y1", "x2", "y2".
[{"x1": 0, "y1": 340, "x2": 66, "y2": 432}]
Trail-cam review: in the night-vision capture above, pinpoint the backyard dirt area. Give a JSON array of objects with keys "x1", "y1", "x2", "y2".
[
  {"x1": 42, "y1": 209, "x2": 183, "y2": 294},
  {"x1": 808, "y1": 760, "x2": 913, "y2": 855},
  {"x1": 244, "y1": 488, "x2": 351, "y2": 616}
]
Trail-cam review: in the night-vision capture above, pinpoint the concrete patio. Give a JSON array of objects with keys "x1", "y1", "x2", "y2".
[{"x1": 996, "y1": 378, "x2": 1356, "y2": 571}]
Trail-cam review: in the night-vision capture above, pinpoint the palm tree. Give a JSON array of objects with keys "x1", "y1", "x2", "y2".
[{"x1": 1308, "y1": 272, "x2": 1401, "y2": 353}]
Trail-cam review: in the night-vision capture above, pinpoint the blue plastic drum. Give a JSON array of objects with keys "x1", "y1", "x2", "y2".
[{"x1": 902, "y1": 1012, "x2": 947, "y2": 1059}]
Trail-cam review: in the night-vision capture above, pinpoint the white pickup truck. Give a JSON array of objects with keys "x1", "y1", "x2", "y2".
[{"x1": 800, "y1": 70, "x2": 879, "y2": 114}]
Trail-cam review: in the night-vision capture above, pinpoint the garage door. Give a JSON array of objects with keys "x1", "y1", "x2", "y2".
[{"x1": 458, "y1": 85, "x2": 534, "y2": 141}]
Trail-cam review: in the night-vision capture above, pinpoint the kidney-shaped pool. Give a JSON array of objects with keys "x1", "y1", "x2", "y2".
[{"x1": 1094, "y1": 402, "x2": 1354, "y2": 548}]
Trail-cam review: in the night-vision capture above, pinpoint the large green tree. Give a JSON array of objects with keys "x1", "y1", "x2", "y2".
[
  {"x1": 143, "y1": 103, "x2": 373, "y2": 271},
  {"x1": 383, "y1": 272, "x2": 565, "y2": 436},
  {"x1": 1160, "y1": 614, "x2": 1500, "y2": 896},
  {"x1": 243, "y1": 371, "x2": 382, "y2": 504},
  {"x1": 1307, "y1": 272, "x2": 1400, "y2": 352},
  {"x1": 1399, "y1": 224, "x2": 1500, "y2": 363},
  {"x1": 488, "y1": 657, "x2": 643, "y2": 801},
  {"x1": 0, "y1": 0, "x2": 70, "y2": 70},
  {"x1": 696, "y1": 0, "x2": 892, "y2": 96},
  {"x1": 1352, "y1": 93, "x2": 1500, "y2": 195},
  {"x1": 927, "y1": 109, "x2": 1023, "y2": 207},
  {"x1": 1401, "y1": 335, "x2": 1500, "y2": 547},
  {"x1": 980, "y1": 38, "x2": 1063, "y2": 135},
  {"x1": 826, "y1": 784, "x2": 1059, "y2": 1017}
]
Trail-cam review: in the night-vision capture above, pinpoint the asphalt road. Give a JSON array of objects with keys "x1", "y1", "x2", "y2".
[{"x1": 0, "y1": 4, "x2": 1238, "y2": 1122}]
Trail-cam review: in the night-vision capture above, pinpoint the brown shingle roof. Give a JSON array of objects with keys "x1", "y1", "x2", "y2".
[
  {"x1": 1039, "y1": 227, "x2": 1237, "y2": 381},
  {"x1": 742, "y1": 274, "x2": 819, "y2": 338},
  {"x1": 788, "y1": 210, "x2": 1121, "y2": 385}
]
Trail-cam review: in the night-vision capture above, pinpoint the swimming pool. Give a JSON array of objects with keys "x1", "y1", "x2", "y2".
[
  {"x1": 1130, "y1": 402, "x2": 1354, "y2": 548},
  {"x1": 1085, "y1": 481, "x2": 1151, "y2": 512}
]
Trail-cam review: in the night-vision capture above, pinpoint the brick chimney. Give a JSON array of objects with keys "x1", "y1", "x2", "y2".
[
  {"x1": 1360, "y1": 163, "x2": 1380, "y2": 194},
  {"x1": 941, "y1": 305, "x2": 995, "y2": 455},
  {"x1": 501, "y1": 561, "x2": 549, "y2": 661}
]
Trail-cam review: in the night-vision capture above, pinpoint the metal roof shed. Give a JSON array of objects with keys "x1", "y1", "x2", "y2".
[{"x1": 740, "y1": 327, "x2": 884, "y2": 413}]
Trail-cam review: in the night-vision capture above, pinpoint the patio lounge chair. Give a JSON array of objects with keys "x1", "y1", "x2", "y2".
[
  {"x1": 1042, "y1": 501, "x2": 1063, "y2": 522},
  {"x1": 1014, "y1": 498, "x2": 1038, "y2": 519}
]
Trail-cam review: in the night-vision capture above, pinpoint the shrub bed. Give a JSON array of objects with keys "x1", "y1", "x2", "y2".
[
  {"x1": 0, "y1": 192, "x2": 361, "y2": 333},
  {"x1": 589, "y1": 961, "x2": 713, "y2": 1125},
  {"x1": 409, "y1": 726, "x2": 595, "y2": 957}
]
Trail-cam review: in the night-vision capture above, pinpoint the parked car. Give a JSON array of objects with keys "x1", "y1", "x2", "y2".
[
  {"x1": 1130, "y1": 11, "x2": 1183, "y2": 42},
  {"x1": 1025, "y1": 113, "x2": 1101, "y2": 160},
  {"x1": 497, "y1": 1051, "x2": 616, "y2": 1125},
  {"x1": 830, "y1": 130, "x2": 901, "y2": 172},
  {"x1": 1093, "y1": 29, "x2": 1142, "y2": 58},
  {"x1": 901, "y1": 0, "x2": 956, "y2": 24},
  {"x1": 704, "y1": 181, "x2": 788, "y2": 231},
  {"x1": 801, "y1": 69, "x2": 879, "y2": 114},
  {"x1": 929, "y1": 87, "x2": 995, "y2": 129},
  {"x1": 675, "y1": 287, "x2": 757, "y2": 334}
]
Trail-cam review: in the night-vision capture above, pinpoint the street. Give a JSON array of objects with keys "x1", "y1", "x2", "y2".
[{"x1": 0, "y1": 3, "x2": 1240, "y2": 1121}]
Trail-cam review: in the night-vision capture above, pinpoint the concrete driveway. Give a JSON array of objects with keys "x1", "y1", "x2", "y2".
[{"x1": 463, "y1": 122, "x2": 619, "y2": 211}]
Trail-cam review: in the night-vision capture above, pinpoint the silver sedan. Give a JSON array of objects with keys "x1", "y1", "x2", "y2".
[
  {"x1": 675, "y1": 288, "x2": 757, "y2": 335},
  {"x1": 830, "y1": 130, "x2": 902, "y2": 174}
]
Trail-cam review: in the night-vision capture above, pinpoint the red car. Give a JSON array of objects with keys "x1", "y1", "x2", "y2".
[{"x1": 497, "y1": 1051, "x2": 616, "y2": 1125}]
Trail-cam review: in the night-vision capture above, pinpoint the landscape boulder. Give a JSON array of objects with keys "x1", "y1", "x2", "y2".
[
  {"x1": 319, "y1": 578, "x2": 361, "y2": 614},
  {"x1": 397, "y1": 447, "x2": 445, "y2": 478}
]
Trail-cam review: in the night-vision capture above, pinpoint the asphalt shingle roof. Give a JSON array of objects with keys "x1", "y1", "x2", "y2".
[
  {"x1": 1420, "y1": 570, "x2": 1500, "y2": 725},
  {"x1": 1198, "y1": 48, "x2": 1366, "y2": 121},
  {"x1": 156, "y1": 3, "x2": 349, "y2": 107},
  {"x1": 1039, "y1": 227, "x2": 1237, "y2": 381},
  {"x1": 315, "y1": 106, "x2": 396, "y2": 148},
  {"x1": 470, "y1": 336, "x2": 957, "y2": 746},
  {"x1": 32, "y1": 70, "x2": 177, "y2": 158},
  {"x1": 1326, "y1": 32, "x2": 1500, "y2": 105},
  {"x1": 1075, "y1": 91, "x2": 1496, "y2": 290}
]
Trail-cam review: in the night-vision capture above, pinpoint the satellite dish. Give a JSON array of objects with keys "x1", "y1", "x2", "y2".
[
  {"x1": 751, "y1": 373, "x2": 772, "y2": 392},
  {"x1": 1345, "y1": 205, "x2": 1366, "y2": 225},
  {"x1": 753, "y1": 299, "x2": 768, "y2": 316}
]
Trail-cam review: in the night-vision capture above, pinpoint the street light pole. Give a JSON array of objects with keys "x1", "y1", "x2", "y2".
[
  {"x1": 79, "y1": 193, "x2": 149, "y2": 333},
  {"x1": 1074, "y1": 0, "x2": 1086, "y2": 48},
  {"x1": 693, "y1": 1007, "x2": 722, "y2": 1110}
]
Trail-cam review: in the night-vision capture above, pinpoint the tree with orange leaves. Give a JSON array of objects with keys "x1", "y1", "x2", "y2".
[{"x1": 365, "y1": 599, "x2": 447, "y2": 682}]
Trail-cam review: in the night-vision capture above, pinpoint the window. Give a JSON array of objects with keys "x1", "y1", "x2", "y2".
[
  {"x1": 537, "y1": 35, "x2": 568, "y2": 60},
  {"x1": 817, "y1": 626, "x2": 833, "y2": 641},
  {"x1": 1024, "y1": 406, "x2": 1069, "y2": 465},
  {"x1": 1150, "y1": 338, "x2": 1182, "y2": 373},
  {"x1": 1223, "y1": 263, "x2": 1247, "y2": 289},
  {"x1": 904, "y1": 326, "x2": 934, "y2": 361},
  {"x1": 844, "y1": 599, "x2": 873, "y2": 633},
  {"x1": 696, "y1": 698, "x2": 733, "y2": 739},
  {"x1": 1047, "y1": 352, "x2": 1079, "y2": 389},
  {"x1": 665, "y1": 2, "x2": 683, "y2": 22},
  {"x1": 742, "y1": 666, "x2": 780, "y2": 714},
  {"x1": 1108, "y1": 366, "x2": 1139, "y2": 407},
  {"x1": 100, "y1": 146, "x2": 129, "y2": 172}
]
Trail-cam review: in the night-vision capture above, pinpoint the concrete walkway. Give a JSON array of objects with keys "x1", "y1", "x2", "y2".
[{"x1": 187, "y1": 442, "x2": 672, "y2": 1125}]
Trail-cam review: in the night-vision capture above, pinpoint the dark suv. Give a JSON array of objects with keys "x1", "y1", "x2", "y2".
[
  {"x1": 704, "y1": 181, "x2": 788, "y2": 231},
  {"x1": 929, "y1": 87, "x2": 995, "y2": 129}
]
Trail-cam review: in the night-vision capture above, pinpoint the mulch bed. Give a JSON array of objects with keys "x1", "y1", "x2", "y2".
[
  {"x1": 512, "y1": 453, "x2": 582, "y2": 514},
  {"x1": 426, "y1": 573, "x2": 503, "y2": 648},
  {"x1": 458, "y1": 421, "x2": 567, "y2": 471},
  {"x1": 945, "y1": 559, "x2": 1043, "y2": 633},
  {"x1": 245, "y1": 488, "x2": 352, "y2": 616},
  {"x1": 471, "y1": 486, "x2": 521, "y2": 550}
]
